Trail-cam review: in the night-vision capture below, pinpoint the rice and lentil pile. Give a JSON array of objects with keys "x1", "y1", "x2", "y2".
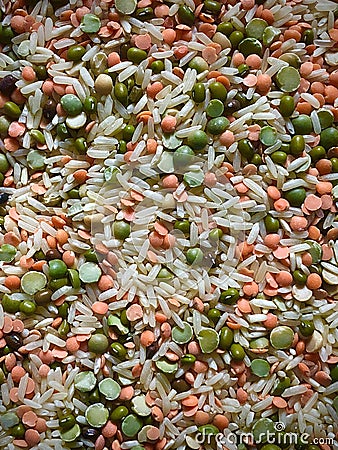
[{"x1": 0, "y1": 0, "x2": 338, "y2": 448}]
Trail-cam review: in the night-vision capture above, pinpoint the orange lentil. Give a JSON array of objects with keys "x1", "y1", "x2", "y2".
[
  {"x1": 202, "y1": 46, "x2": 218, "y2": 64},
  {"x1": 107, "y1": 52, "x2": 120, "y2": 67},
  {"x1": 246, "y1": 54, "x2": 262, "y2": 69},
  {"x1": 264, "y1": 234, "x2": 280, "y2": 249},
  {"x1": 274, "y1": 198, "x2": 289, "y2": 212},
  {"x1": 174, "y1": 45, "x2": 188, "y2": 59},
  {"x1": 306, "y1": 273, "x2": 322, "y2": 290},
  {"x1": 126, "y1": 304, "x2": 143, "y2": 321},
  {"x1": 146, "y1": 81, "x2": 163, "y2": 99},
  {"x1": 237, "y1": 298, "x2": 252, "y2": 313},
  {"x1": 260, "y1": 9, "x2": 274, "y2": 24},
  {"x1": 5, "y1": 354, "x2": 16, "y2": 372},
  {"x1": 25, "y1": 429, "x2": 40, "y2": 447},
  {"x1": 161, "y1": 115, "x2": 177, "y2": 133},
  {"x1": 140, "y1": 330, "x2": 155, "y2": 347},
  {"x1": 237, "y1": 387, "x2": 248, "y2": 404},
  {"x1": 256, "y1": 74, "x2": 272, "y2": 94},
  {"x1": 313, "y1": 93, "x2": 325, "y2": 107},
  {"x1": 198, "y1": 23, "x2": 216, "y2": 38},
  {"x1": 308, "y1": 225, "x2": 321, "y2": 240},
  {"x1": 22, "y1": 411, "x2": 38, "y2": 427},
  {"x1": 154, "y1": 4, "x2": 169, "y2": 17},
  {"x1": 304, "y1": 194, "x2": 322, "y2": 211},
  {"x1": 296, "y1": 340, "x2": 306, "y2": 355},
  {"x1": 4, "y1": 275, "x2": 21, "y2": 290},
  {"x1": 162, "y1": 174, "x2": 179, "y2": 189},
  {"x1": 55, "y1": 229, "x2": 68, "y2": 245},
  {"x1": 35, "y1": 418, "x2": 47, "y2": 433},
  {"x1": 38, "y1": 365, "x2": 50, "y2": 377},
  {"x1": 263, "y1": 313, "x2": 278, "y2": 329},
  {"x1": 53, "y1": 84, "x2": 66, "y2": 96},
  {"x1": 216, "y1": 75, "x2": 230, "y2": 89},
  {"x1": 19, "y1": 256, "x2": 34, "y2": 269},
  {"x1": 204, "y1": 172, "x2": 217, "y2": 187},
  {"x1": 12, "y1": 440, "x2": 28, "y2": 448},
  {"x1": 235, "y1": 182, "x2": 249, "y2": 194},
  {"x1": 273, "y1": 246, "x2": 290, "y2": 260},
  {"x1": 92, "y1": 301, "x2": 109, "y2": 315},
  {"x1": 232, "y1": 52, "x2": 245, "y2": 67},
  {"x1": 284, "y1": 29, "x2": 301, "y2": 41},
  {"x1": 162, "y1": 234, "x2": 175, "y2": 249},
  {"x1": 149, "y1": 231, "x2": 164, "y2": 248},
  {"x1": 219, "y1": 130, "x2": 235, "y2": 146},
  {"x1": 11, "y1": 15, "x2": 26, "y2": 33},
  {"x1": 302, "y1": 252, "x2": 313, "y2": 266},
  {"x1": 182, "y1": 395, "x2": 198, "y2": 407},
  {"x1": 4, "y1": 137, "x2": 20, "y2": 152},
  {"x1": 46, "y1": 235, "x2": 57, "y2": 249},
  {"x1": 99, "y1": 422, "x2": 116, "y2": 441},
  {"x1": 290, "y1": 216, "x2": 308, "y2": 231},
  {"x1": 193, "y1": 361, "x2": 209, "y2": 373},
  {"x1": 243, "y1": 74, "x2": 257, "y2": 87},
  {"x1": 275, "y1": 271, "x2": 293, "y2": 287},
  {"x1": 325, "y1": 85, "x2": 338, "y2": 104},
  {"x1": 97, "y1": 275, "x2": 114, "y2": 291},
  {"x1": 314, "y1": 371, "x2": 332, "y2": 387},
  {"x1": 241, "y1": 0, "x2": 254, "y2": 9},
  {"x1": 273, "y1": 397, "x2": 288, "y2": 409},
  {"x1": 316, "y1": 181, "x2": 332, "y2": 195},
  {"x1": 73, "y1": 169, "x2": 87, "y2": 183},
  {"x1": 155, "y1": 312, "x2": 167, "y2": 323},
  {"x1": 267, "y1": 185, "x2": 281, "y2": 200},
  {"x1": 213, "y1": 414, "x2": 229, "y2": 430},
  {"x1": 300, "y1": 61, "x2": 313, "y2": 76},
  {"x1": 316, "y1": 159, "x2": 332, "y2": 175},
  {"x1": 12, "y1": 319, "x2": 24, "y2": 333},
  {"x1": 243, "y1": 281, "x2": 259, "y2": 297},
  {"x1": 207, "y1": 70, "x2": 221, "y2": 80},
  {"x1": 8, "y1": 122, "x2": 25, "y2": 138},
  {"x1": 135, "y1": 33, "x2": 152, "y2": 50},
  {"x1": 42, "y1": 80, "x2": 54, "y2": 95},
  {"x1": 17, "y1": 406, "x2": 32, "y2": 419},
  {"x1": 321, "y1": 194, "x2": 333, "y2": 210},
  {"x1": 310, "y1": 81, "x2": 325, "y2": 94},
  {"x1": 25, "y1": 378, "x2": 35, "y2": 395},
  {"x1": 162, "y1": 29, "x2": 176, "y2": 45},
  {"x1": 62, "y1": 250, "x2": 75, "y2": 267},
  {"x1": 65, "y1": 85, "x2": 76, "y2": 95},
  {"x1": 146, "y1": 138, "x2": 157, "y2": 154},
  {"x1": 329, "y1": 71, "x2": 338, "y2": 88},
  {"x1": 66, "y1": 337, "x2": 80, "y2": 352},
  {"x1": 296, "y1": 102, "x2": 312, "y2": 115}
]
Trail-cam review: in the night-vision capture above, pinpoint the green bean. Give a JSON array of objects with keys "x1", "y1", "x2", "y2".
[
  {"x1": 177, "y1": 5, "x2": 195, "y2": 26},
  {"x1": 192, "y1": 83, "x2": 206, "y2": 103},
  {"x1": 114, "y1": 82, "x2": 128, "y2": 106}
]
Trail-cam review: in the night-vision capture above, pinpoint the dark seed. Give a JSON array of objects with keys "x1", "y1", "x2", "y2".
[
  {"x1": 0, "y1": 75, "x2": 17, "y2": 96},
  {"x1": 5, "y1": 333, "x2": 22, "y2": 350},
  {"x1": 43, "y1": 100, "x2": 57, "y2": 121},
  {"x1": 82, "y1": 428, "x2": 100, "y2": 440},
  {"x1": 45, "y1": 249, "x2": 62, "y2": 260},
  {"x1": 224, "y1": 99, "x2": 241, "y2": 113},
  {"x1": 172, "y1": 379, "x2": 189, "y2": 392},
  {"x1": 146, "y1": 343, "x2": 158, "y2": 359},
  {"x1": 0, "y1": 193, "x2": 9, "y2": 204}
]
